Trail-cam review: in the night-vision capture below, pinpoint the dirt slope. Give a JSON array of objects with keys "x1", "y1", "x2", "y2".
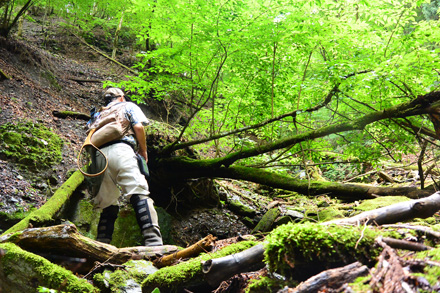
[{"x1": 0, "y1": 20, "x2": 118, "y2": 226}]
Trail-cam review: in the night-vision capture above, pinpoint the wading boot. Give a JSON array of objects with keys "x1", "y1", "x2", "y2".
[
  {"x1": 96, "y1": 205, "x2": 119, "y2": 244},
  {"x1": 130, "y1": 194, "x2": 163, "y2": 246}
]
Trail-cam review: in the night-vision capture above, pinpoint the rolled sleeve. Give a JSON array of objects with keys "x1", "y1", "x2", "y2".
[{"x1": 125, "y1": 103, "x2": 151, "y2": 127}]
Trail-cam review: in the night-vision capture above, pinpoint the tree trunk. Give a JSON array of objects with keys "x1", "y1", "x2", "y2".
[
  {"x1": 52, "y1": 110, "x2": 90, "y2": 121},
  {"x1": 111, "y1": 12, "x2": 124, "y2": 59}
]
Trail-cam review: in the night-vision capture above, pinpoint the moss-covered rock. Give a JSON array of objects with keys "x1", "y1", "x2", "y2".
[
  {"x1": 0, "y1": 121, "x2": 64, "y2": 170},
  {"x1": 264, "y1": 223, "x2": 380, "y2": 279},
  {"x1": 0, "y1": 242, "x2": 97, "y2": 292},
  {"x1": 93, "y1": 260, "x2": 158, "y2": 292}
]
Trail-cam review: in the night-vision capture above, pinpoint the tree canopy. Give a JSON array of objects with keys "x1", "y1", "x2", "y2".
[{"x1": 3, "y1": 0, "x2": 440, "y2": 195}]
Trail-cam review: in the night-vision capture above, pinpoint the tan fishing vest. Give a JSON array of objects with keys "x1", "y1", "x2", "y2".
[{"x1": 87, "y1": 102, "x2": 134, "y2": 147}]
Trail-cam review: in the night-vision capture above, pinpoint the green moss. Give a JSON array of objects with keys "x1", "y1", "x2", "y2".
[
  {"x1": 0, "y1": 121, "x2": 64, "y2": 170},
  {"x1": 246, "y1": 276, "x2": 283, "y2": 293},
  {"x1": 72, "y1": 199, "x2": 99, "y2": 238},
  {"x1": 355, "y1": 196, "x2": 411, "y2": 212},
  {"x1": 112, "y1": 208, "x2": 143, "y2": 247},
  {"x1": 348, "y1": 275, "x2": 371, "y2": 292},
  {"x1": 93, "y1": 260, "x2": 159, "y2": 291},
  {"x1": 0, "y1": 243, "x2": 97, "y2": 292},
  {"x1": 264, "y1": 223, "x2": 379, "y2": 276},
  {"x1": 314, "y1": 208, "x2": 345, "y2": 222},
  {"x1": 415, "y1": 247, "x2": 440, "y2": 286},
  {"x1": 142, "y1": 240, "x2": 258, "y2": 292}
]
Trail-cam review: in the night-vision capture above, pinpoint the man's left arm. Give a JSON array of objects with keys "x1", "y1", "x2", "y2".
[{"x1": 133, "y1": 123, "x2": 148, "y2": 162}]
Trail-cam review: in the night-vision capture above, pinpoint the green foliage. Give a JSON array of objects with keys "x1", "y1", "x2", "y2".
[
  {"x1": 0, "y1": 121, "x2": 64, "y2": 170},
  {"x1": 31, "y1": 0, "x2": 440, "y2": 176}
]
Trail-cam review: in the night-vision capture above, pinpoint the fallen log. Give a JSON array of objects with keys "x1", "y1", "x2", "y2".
[
  {"x1": 53, "y1": 110, "x2": 90, "y2": 121},
  {"x1": 1, "y1": 170, "x2": 84, "y2": 236},
  {"x1": 201, "y1": 243, "x2": 265, "y2": 288},
  {"x1": 0, "y1": 223, "x2": 180, "y2": 273},
  {"x1": 287, "y1": 262, "x2": 369, "y2": 293},
  {"x1": 154, "y1": 234, "x2": 216, "y2": 268},
  {"x1": 252, "y1": 207, "x2": 280, "y2": 234},
  {"x1": 323, "y1": 191, "x2": 440, "y2": 226},
  {"x1": 70, "y1": 31, "x2": 137, "y2": 75}
]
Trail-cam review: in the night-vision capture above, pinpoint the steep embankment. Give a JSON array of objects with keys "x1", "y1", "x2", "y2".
[{"x1": 0, "y1": 23, "x2": 111, "y2": 228}]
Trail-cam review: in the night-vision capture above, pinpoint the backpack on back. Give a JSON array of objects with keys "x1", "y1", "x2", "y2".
[{"x1": 87, "y1": 102, "x2": 134, "y2": 147}]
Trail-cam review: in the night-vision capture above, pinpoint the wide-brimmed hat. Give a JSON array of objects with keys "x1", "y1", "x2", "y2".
[{"x1": 104, "y1": 88, "x2": 124, "y2": 98}]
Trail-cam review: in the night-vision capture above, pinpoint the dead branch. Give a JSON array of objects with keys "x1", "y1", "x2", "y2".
[
  {"x1": 370, "y1": 236, "x2": 413, "y2": 292},
  {"x1": 68, "y1": 77, "x2": 104, "y2": 83},
  {"x1": 382, "y1": 237, "x2": 432, "y2": 251},
  {"x1": 382, "y1": 224, "x2": 440, "y2": 239},
  {"x1": 154, "y1": 234, "x2": 216, "y2": 268},
  {"x1": 289, "y1": 262, "x2": 369, "y2": 293},
  {"x1": 70, "y1": 31, "x2": 137, "y2": 75}
]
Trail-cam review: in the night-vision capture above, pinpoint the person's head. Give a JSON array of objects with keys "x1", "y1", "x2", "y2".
[{"x1": 103, "y1": 88, "x2": 125, "y2": 106}]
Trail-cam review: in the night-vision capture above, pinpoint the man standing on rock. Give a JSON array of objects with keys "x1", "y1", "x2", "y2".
[{"x1": 87, "y1": 87, "x2": 163, "y2": 246}]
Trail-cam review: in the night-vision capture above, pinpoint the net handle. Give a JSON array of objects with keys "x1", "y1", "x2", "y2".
[{"x1": 77, "y1": 128, "x2": 109, "y2": 177}]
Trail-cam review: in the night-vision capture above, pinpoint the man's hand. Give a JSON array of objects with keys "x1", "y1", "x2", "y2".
[
  {"x1": 133, "y1": 123, "x2": 148, "y2": 163},
  {"x1": 138, "y1": 149, "x2": 148, "y2": 163}
]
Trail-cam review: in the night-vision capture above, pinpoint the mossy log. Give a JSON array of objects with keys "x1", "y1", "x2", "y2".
[
  {"x1": 0, "y1": 224, "x2": 180, "y2": 273},
  {"x1": 0, "y1": 242, "x2": 97, "y2": 292},
  {"x1": 252, "y1": 207, "x2": 281, "y2": 234},
  {"x1": 160, "y1": 157, "x2": 433, "y2": 200},
  {"x1": 0, "y1": 68, "x2": 9, "y2": 80},
  {"x1": 1, "y1": 170, "x2": 84, "y2": 236},
  {"x1": 324, "y1": 191, "x2": 440, "y2": 226},
  {"x1": 53, "y1": 110, "x2": 90, "y2": 121}
]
